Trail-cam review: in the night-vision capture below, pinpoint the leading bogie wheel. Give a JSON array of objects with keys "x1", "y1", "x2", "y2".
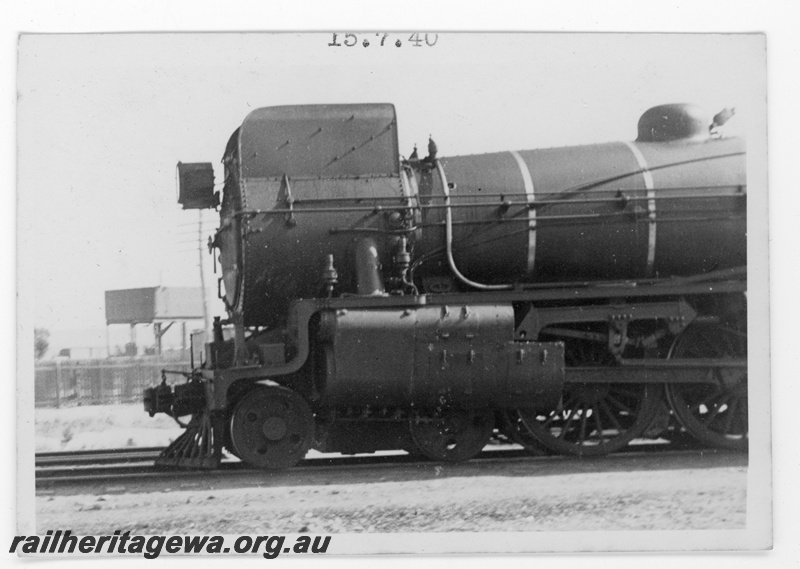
[
  {"x1": 665, "y1": 324, "x2": 748, "y2": 451},
  {"x1": 229, "y1": 385, "x2": 315, "y2": 469}
]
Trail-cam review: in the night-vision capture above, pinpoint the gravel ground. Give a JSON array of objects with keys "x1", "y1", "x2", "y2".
[{"x1": 36, "y1": 453, "x2": 747, "y2": 534}]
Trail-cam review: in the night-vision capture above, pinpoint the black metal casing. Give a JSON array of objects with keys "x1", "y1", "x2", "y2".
[
  {"x1": 177, "y1": 162, "x2": 218, "y2": 210},
  {"x1": 151, "y1": 102, "x2": 749, "y2": 468}
]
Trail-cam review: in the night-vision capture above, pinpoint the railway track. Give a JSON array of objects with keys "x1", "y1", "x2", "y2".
[
  {"x1": 35, "y1": 447, "x2": 528, "y2": 484},
  {"x1": 36, "y1": 447, "x2": 165, "y2": 467},
  {"x1": 36, "y1": 439, "x2": 723, "y2": 491}
]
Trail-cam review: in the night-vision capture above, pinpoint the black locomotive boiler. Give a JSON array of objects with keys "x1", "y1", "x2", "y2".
[{"x1": 145, "y1": 102, "x2": 747, "y2": 469}]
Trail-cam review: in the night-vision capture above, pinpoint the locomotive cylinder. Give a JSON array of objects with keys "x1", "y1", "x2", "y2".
[{"x1": 317, "y1": 305, "x2": 564, "y2": 411}]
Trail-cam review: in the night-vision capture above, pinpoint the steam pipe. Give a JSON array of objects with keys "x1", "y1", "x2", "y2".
[
  {"x1": 435, "y1": 160, "x2": 514, "y2": 291},
  {"x1": 354, "y1": 237, "x2": 386, "y2": 295}
]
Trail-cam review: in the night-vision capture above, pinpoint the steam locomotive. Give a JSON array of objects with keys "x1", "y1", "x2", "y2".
[{"x1": 144, "y1": 102, "x2": 747, "y2": 469}]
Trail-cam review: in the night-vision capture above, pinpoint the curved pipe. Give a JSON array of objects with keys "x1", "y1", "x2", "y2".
[{"x1": 436, "y1": 160, "x2": 513, "y2": 291}]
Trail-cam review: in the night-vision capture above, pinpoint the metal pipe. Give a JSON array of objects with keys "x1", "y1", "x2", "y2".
[
  {"x1": 617, "y1": 358, "x2": 747, "y2": 368},
  {"x1": 229, "y1": 191, "x2": 745, "y2": 218},
  {"x1": 436, "y1": 160, "x2": 514, "y2": 291},
  {"x1": 284, "y1": 184, "x2": 746, "y2": 203},
  {"x1": 415, "y1": 212, "x2": 744, "y2": 228},
  {"x1": 354, "y1": 237, "x2": 386, "y2": 295}
]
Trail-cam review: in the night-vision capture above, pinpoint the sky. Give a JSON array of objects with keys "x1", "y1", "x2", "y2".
[{"x1": 17, "y1": 32, "x2": 763, "y2": 354}]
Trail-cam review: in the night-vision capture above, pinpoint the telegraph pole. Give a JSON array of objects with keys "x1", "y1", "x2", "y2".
[{"x1": 198, "y1": 211, "x2": 211, "y2": 341}]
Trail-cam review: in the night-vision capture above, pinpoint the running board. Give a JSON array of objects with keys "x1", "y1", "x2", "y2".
[{"x1": 566, "y1": 359, "x2": 746, "y2": 384}]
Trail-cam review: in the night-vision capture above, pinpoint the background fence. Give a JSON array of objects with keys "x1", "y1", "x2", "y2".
[{"x1": 34, "y1": 356, "x2": 192, "y2": 407}]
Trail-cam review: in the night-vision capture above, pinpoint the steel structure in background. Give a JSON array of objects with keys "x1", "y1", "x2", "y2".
[
  {"x1": 36, "y1": 357, "x2": 192, "y2": 408},
  {"x1": 104, "y1": 287, "x2": 206, "y2": 356}
]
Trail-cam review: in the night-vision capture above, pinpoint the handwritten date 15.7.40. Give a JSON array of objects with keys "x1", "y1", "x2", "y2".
[{"x1": 328, "y1": 33, "x2": 438, "y2": 48}]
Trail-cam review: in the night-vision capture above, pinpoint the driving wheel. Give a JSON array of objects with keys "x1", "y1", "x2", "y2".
[
  {"x1": 514, "y1": 382, "x2": 660, "y2": 456},
  {"x1": 499, "y1": 410, "x2": 551, "y2": 456},
  {"x1": 665, "y1": 324, "x2": 748, "y2": 451}
]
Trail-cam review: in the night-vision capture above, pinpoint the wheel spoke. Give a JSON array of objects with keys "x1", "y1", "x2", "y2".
[
  {"x1": 522, "y1": 382, "x2": 657, "y2": 456},
  {"x1": 578, "y1": 408, "x2": 588, "y2": 444},
  {"x1": 720, "y1": 398, "x2": 739, "y2": 435},
  {"x1": 560, "y1": 396, "x2": 577, "y2": 412},
  {"x1": 605, "y1": 394, "x2": 634, "y2": 415},
  {"x1": 696, "y1": 331, "x2": 720, "y2": 356},
  {"x1": 685, "y1": 346, "x2": 704, "y2": 358},
  {"x1": 592, "y1": 408, "x2": 606, "y2": 445},
  {"x1": 690, "y1": 388, "x2": 723, "y2": 413},
  {"x1": 721, "y1": 331, "x2": 743, "y2": 358},
  {"x1": 701, "y1": 392, "x2": 731, "y2": 427},
  {"x1": 557, "y1": 406, "x2": 579, "y2": 439},
  {"x1": 667, "y1": 322, "x2": 748, "y2": 451},
  {"x1": 500, "y1": 411, "x2": 550, "y2": 455},
  {"x1": 611, "y1": 387, "x2": 640, "y2": 400},
  {"x1": 543, "y1": 397, "x2": 574, "y2": 428},
  {"x1": 541, "y1": 411, "x2": 559, "y2": 429},
  {"x1": 599, "y1": 400, "x2": 622, "y2": 431},
  {"x1": 738, "y1": 398, "x2": 748, "y2": 430},
  {"x1": 520, "y1": 333, "x2": 659, "y2": 456}
]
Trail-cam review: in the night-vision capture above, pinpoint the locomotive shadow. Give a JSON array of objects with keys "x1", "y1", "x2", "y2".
[{"x1": 51, "y1": 449, "x2": 747, "y2": 497}]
